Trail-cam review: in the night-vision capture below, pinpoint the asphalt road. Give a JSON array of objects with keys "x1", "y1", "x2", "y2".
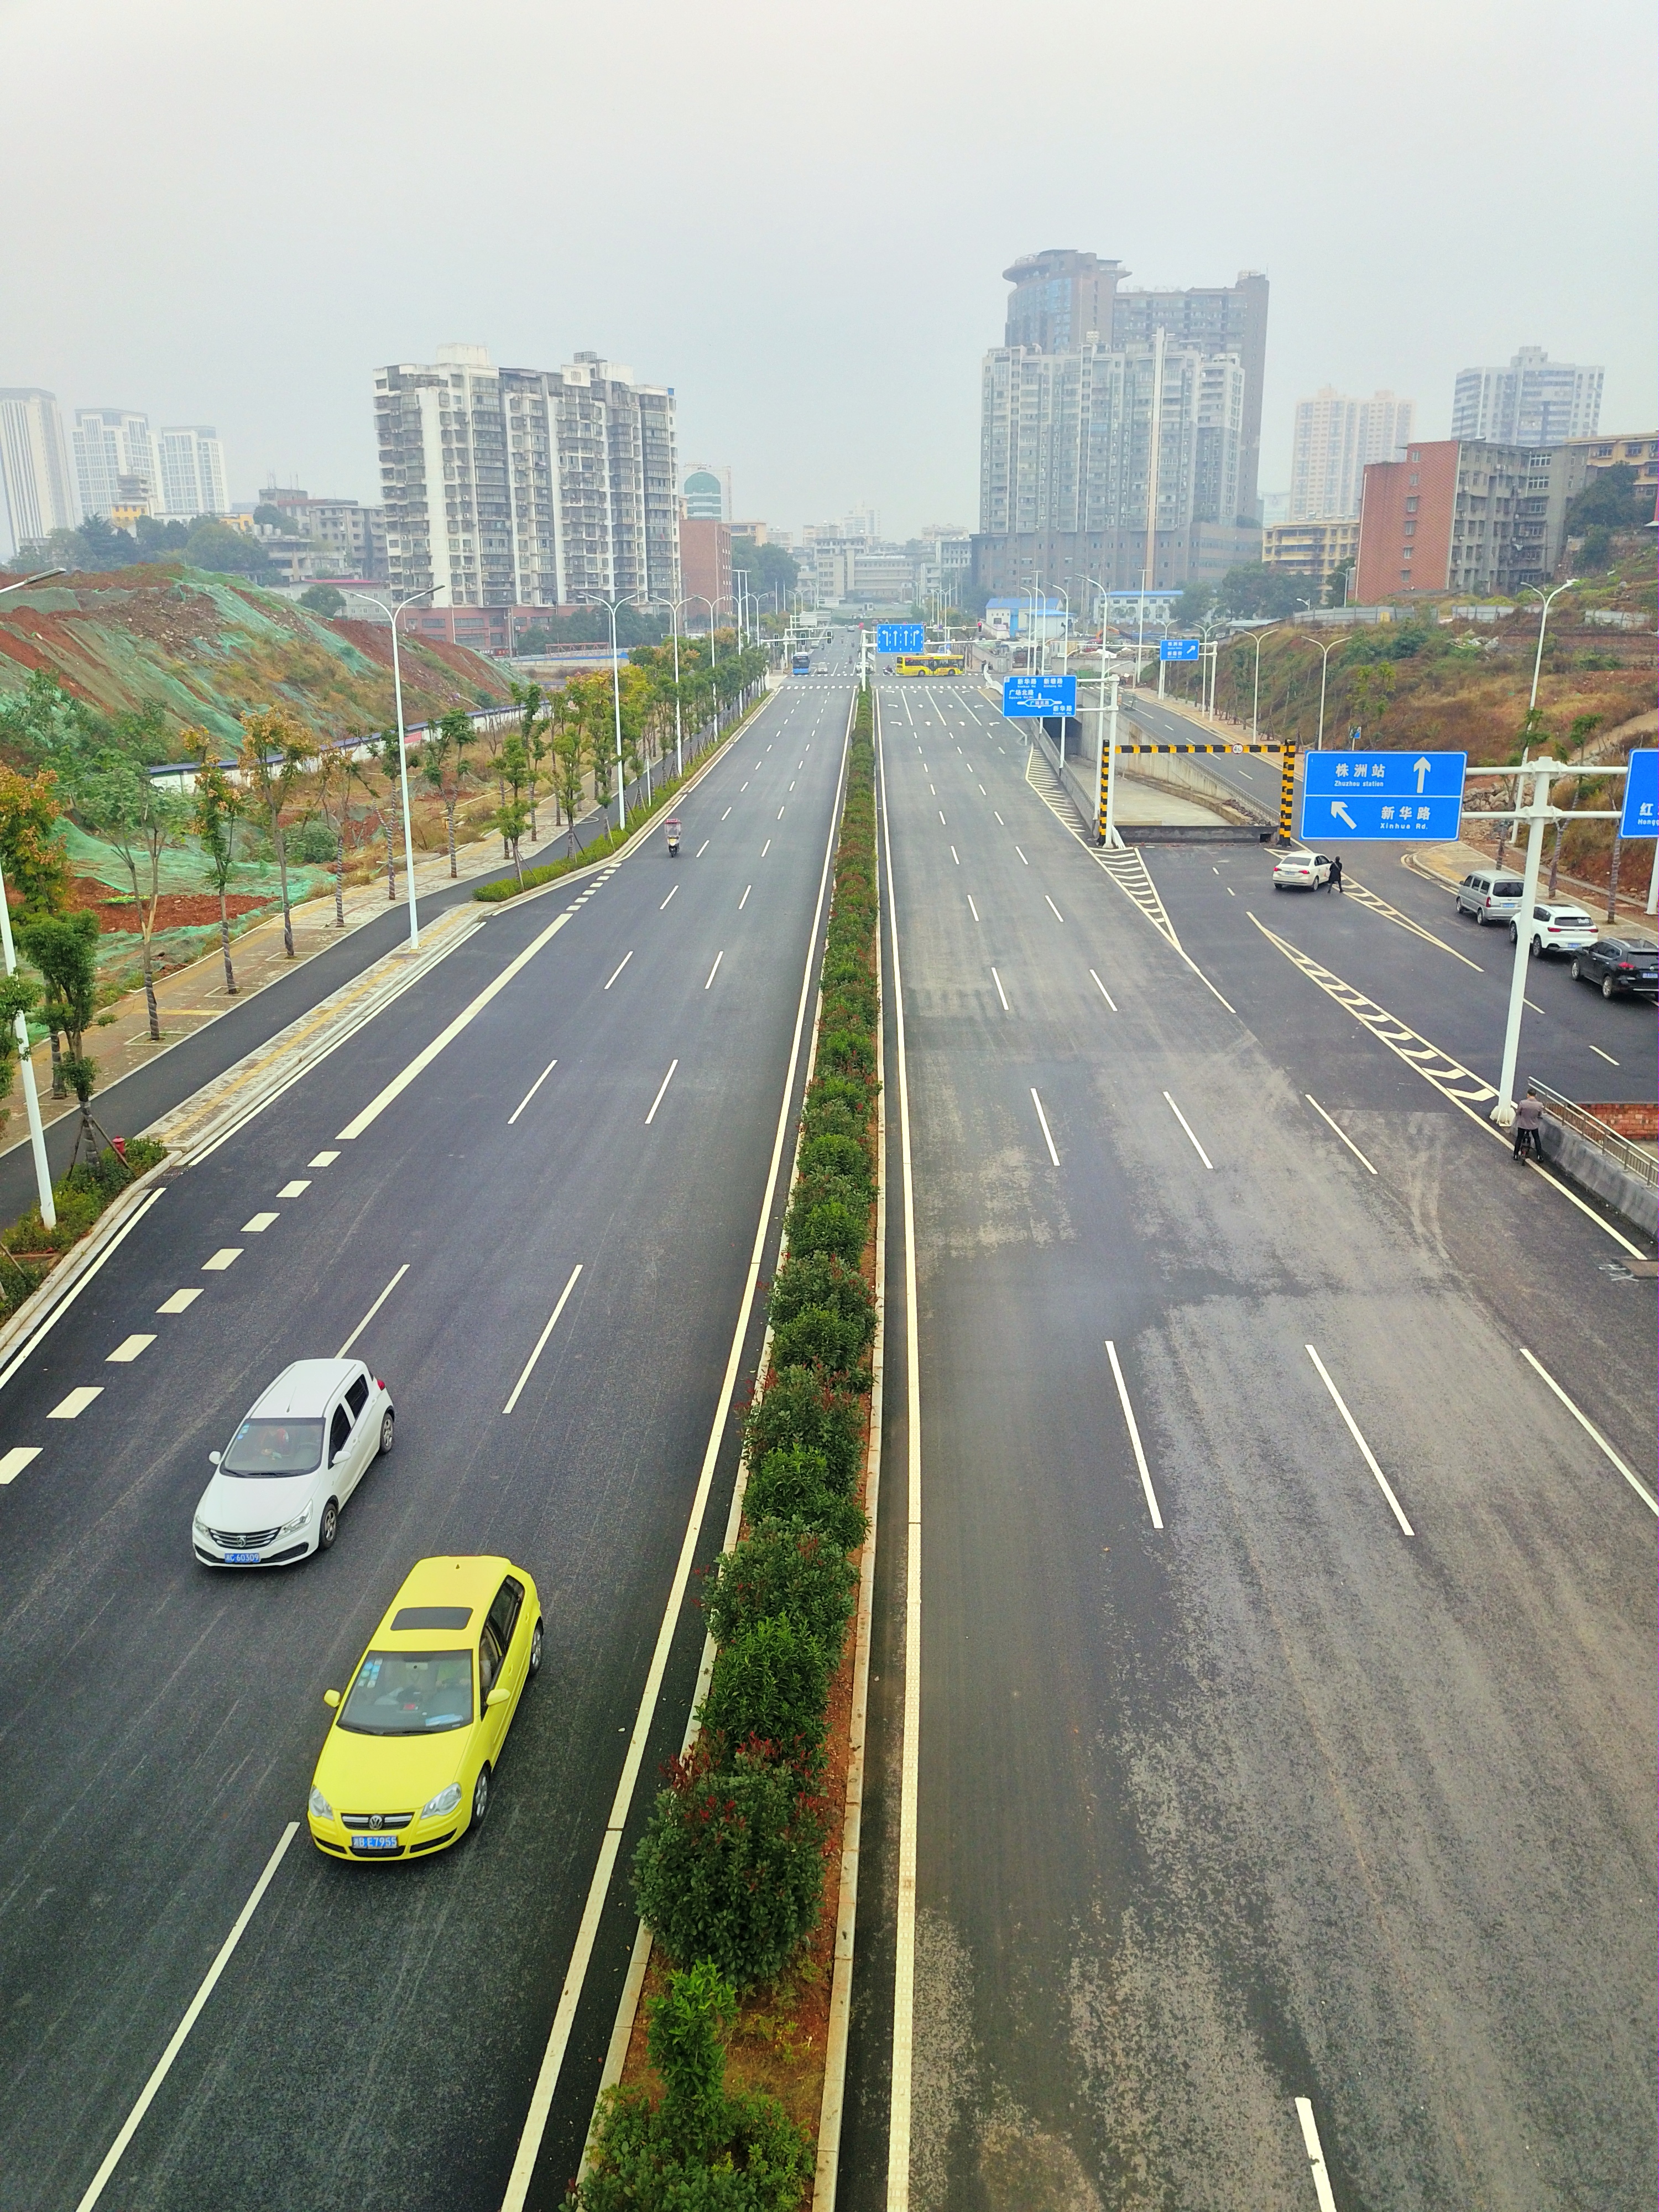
[
  {"x1": 845, "y1": 677, "x2": 1655, "y2": 2211},
  {"x1": 0, "y1": 673, "x2": 854, "y2": 2211}
]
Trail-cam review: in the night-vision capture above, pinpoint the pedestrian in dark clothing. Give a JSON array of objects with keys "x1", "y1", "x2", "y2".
[
  {"x1": 1327, "y1": 854, "x2": 1345, "y2": 894},
  {"x1": 1512, "y1": 1093, "x2": 1544, "y2": 1161}
]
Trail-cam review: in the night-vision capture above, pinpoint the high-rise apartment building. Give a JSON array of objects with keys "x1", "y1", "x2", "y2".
[
  {"x1": 72, "y1": 408, "x2": 155, "y2": 519},
  {"x1": 1110, "y1": 269, "x2": 1270, "y2": 523},
  {"x1": 1451, "y1": 347, "x2": 1602, "y2": 448},
  {"x1": 374, "y1": 345, "x2": 680, "y2": 608},
  {"x1": 155, "y1": 426, "x2": 229, "y2": 521},
  {"x1": 1288, "y1": 388, "x2": 1414, "y2": 520},
  {"x1": 0, "y1": 389, "x2": 76, "y2": 555}
]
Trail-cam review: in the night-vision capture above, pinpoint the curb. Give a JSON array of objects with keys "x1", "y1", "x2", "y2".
[{"x1": 0, "y1": 1156, "x2": 172, "y2": 1391}]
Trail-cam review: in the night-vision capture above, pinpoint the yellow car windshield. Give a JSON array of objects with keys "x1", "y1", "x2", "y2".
[{"x1": 339, "y1": 1650, "x2": 473, "y2": 1734}]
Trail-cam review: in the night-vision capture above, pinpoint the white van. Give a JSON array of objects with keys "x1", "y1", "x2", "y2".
[{"x1": 1454, "y1": 868, "x2": 1526, "y2": 924}]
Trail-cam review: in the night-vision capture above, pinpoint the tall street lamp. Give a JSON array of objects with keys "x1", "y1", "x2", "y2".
[
  {"x1": 583, "y1": 592, "x2": 648, "y2": 833},
  {"x1": 355, "y1": 586, "x2": 437, "y2": 948},
  {"x1": 0, "y1": 567, "x2": 68, "y2": 1225},
  {"x1": 1523, "y1": 578, "x2": 1577, "y2": 713},
  {"x1": 1240, "y1": 624, "x2": 1282, "y2": 741},
  {"x1": 1294, "y1": 632, "x2": 1341, "y2": 750},
  {"x1": 1084, "y1": 576, "x2": 1121, "y2": 847}
]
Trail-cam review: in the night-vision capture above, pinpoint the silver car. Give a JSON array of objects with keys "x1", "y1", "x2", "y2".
[
  {"x1": 1454, "y1": 868, "x2": 1525, "y2": 924},
  {"x1": 192, "y1": 1359, "x2": 395, "y2": 1567}
]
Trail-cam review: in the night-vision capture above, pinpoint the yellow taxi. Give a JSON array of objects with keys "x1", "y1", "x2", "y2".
[{"x1": 307, "y1": 1556, "x2": 542, "y2": 1861}]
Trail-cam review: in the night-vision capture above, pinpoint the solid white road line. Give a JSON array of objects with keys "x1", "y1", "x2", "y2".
[
  {"x1": 74, "y1": 1824, "x2": 300, "y2": 2212},
  {"x1": 1305, "y1": 1345, "x2": 1415, "y2": 1536},
  {"x1": 337, "y1": 1264, "x2": 410, "y2": 1359},
  {"x1": 1305, "y1": 1094, "x2": 1378, "y2": 1175},
  {"x1": 1030, "y1": 1087, "x2": 1060, "y2": 1165},
  {"x1": 967, "y1": 895, "x2": 980, "y2": 921},
  {"x1": 1045, "y1": 894, "x2": 1064, "y2": 922},
  {"x1": 1163, "y1": 1091, "x2": 1214, "y2": 1171},
  {"x1": 603, "y1": 950, "x2": 633, "y2": 990},
  {"x1": 1294, "y1": 2097, "x2": 1339, "y2": 2212},
  {"x1": 49, "y1": 1387, "x2": 101, "y2": 1418},
  {"x1": 1089, "y1": 969, "x2": 1118, "y2": 1012},
  {"x1": 1589, "y1": 1045, "x2": 1619, "y2": 1065},
  {"x1": 502, "y1": 1264, "x2": 584, "y2": 1416},
  {"x1": 508, "y1": 1057, "x2": 559, "y2": 1125},
  {"x1": 276, "y1": 1180, "x2": 311, "y2": 1199},
  {"x1": 0, "y1": 1189, "x2": 165, "y2": 1402},
  {"x1": 0, "y1": 1446, "x2": 40, "y2": 1483},
  {"x1": 659, "y1": 883, "x2": 679, "y2": 911},
  {"x1": 739, "y1": 884, "x2": 751, "y2": 909},
  {"x1": 502, "y1": 702, "x2": 854, "y2": 2212},
  {"x1": 704, "y1": 950, "x2": 723, "y2": 989},
  {"x1": 309, "y1": 1150, "x2": 339, "y2": 1166},
  {"x1": 991, "y1": 968, "x2": 1010, "y2": 1011},
  {"x1": 644, "y1": 1060, "x2": 679, "y2": 1126},
  {"x1": 156, "y1": 1289, "x2": 201, "y2": 1314},
  {"x1": 1104, "y1": 1341, "x2": 1164, "y2": 1529},
  {"x1": 241, "y1": 1212, "x2": 278, "y2": 1233},
  {"x1": 107, "y1": 1335, "x2": 154, "y2": 1364},
  {"x1": 1520, "y1": 1347, "x2": 1658, "y2": 1514},
  {"x1": 201, "y1": 1248, "x2": 241, "y2": 1271}
]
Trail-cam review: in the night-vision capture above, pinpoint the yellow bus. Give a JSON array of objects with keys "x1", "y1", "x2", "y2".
[{"x1": 895, "y1": 651, "x2": 965, "y2": 676}]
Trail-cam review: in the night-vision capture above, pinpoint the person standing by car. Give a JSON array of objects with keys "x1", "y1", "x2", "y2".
[
  {"x1": 1326, "y1": 854, "x2": 1344, "y2": 895},
  {"x1": 1512, "y1": 1092, "x2": 1544, "y2": 1162}
]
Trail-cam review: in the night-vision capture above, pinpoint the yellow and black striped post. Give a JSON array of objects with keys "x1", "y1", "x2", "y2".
[{"x1": 1279, "y1": 739, "x2": 1298, "y2": 844}]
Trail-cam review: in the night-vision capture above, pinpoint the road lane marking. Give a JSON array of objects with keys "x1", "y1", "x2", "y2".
[
  {"x1": 49, "y1": 1387, "x2": 102, "y2": 1419},
  {"x1": 74, "y1": 1824, "x2": 300, "y2": 2212},
  {"x1": 991, "y1": 968, "x2": 1010, "y2": 1010},
  {"x1": 276, "y1": 1180, "x2": 311, "y2": 1198},
  {"x1": 739, "y1": 884, "x2": 751, "y2": 909},
  {"x1": 107, "y1": 1335, "x2": 155, "y2": 1364},
  {"x1": 761, "y1": 839, "x2": 771, "y2": 857},
  {"x1": 644, "y1": 1060, "x2": 679, "y2": 1125},
  {"x1": 660, "y1": 884, "x2": 679, "y2": 911},
  {"x1": 1045, "y1": 894, "x2": 1064, "y2": 922},
  {"x1": 603, "y1": 950, "x2": 633, "y2": 990},
  {"x1": 502, "y1": 1263, "x2": 584, "y2": 1415},
  {"x1": 740, "y1": 780, "x2": 749, "y2": 791},
  {"x1": 696, "y1": 839, "x2": 709, "y2": 856},
  {"x1": 201, "y1": 1248, "x2": 241, "y2": 1271},
  {"x1": 1104, "y1": 1342, "x2": 1164, "y2": 1528},
  {"x1": 967, "y1": 895, "x2": 980, "y2": 921},
  {"x1": 1030, "y1": 1087, "x2": 1060, "y2": 1164},
  {"x1": 1294, "y1": 2098, "x2": 1339, "y2": 2212},
  {"x1": 1590, "y1": 1045, "x2": 1619, "y2": 1065},
  {"x1": 0, "y1": 1446, "x2": 40, "y2": 1483},
  {"x1": 1519, "y1": 1348, "x2": 1657, "y2": 1514},
  {"x1": 241, "y1": 1212, "x2": 278, "y2": 1233},
  {"x1": 721, "y1": 807, "x2": 731, "y2": 820},
  {"x1": 1305, "y1": 1345, "x2": 1414, "y2": 1535},
  {"x1": 950, "y1": 846, "x2": 959, "y2": 865},
  {"x1": 157, "y1": 1288, "x2": 201, "y2": 1314},
  {"x1": 337, "y1": 1264, "x2": 410, "y2": 1358},
  {"x1": 309, "y1": 1151, "x2": 338, "y2": 1166},
  {"x1": 502, "y1": 696, "x2": 855, "y2": 2210},
  {"x1": 508, "y1": 1057, "x2": 559, "y2": 1125},
  {"x1": 1014, "y1": 844, "x2": 1029, "y2": 865},
  {"x1": 704, "y1": 950, "x2": 724, "y2": 989},
  {"x1": 1089, "y1": 969, "x2": 1118, "y2": 1012},
  {"x1": 1305, "y1": 1094, "x2": 1377, "y2": 1174},
  {"x1": 779, "y1": 806, "x2": 786, "y2": 819},
  {"x1": 1342, "y1": 879, "x2": 1484, "y2": 971},
  {"x1": 994, "y1": 811, "x2": 1005, "y2": 825},
  {"x1": 1164, "y1": 1091, "x2": 1214, "y2": 1170}
]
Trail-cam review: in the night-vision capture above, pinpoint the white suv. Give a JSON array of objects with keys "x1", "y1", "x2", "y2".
[
  {"x1": 193, "y1": 1359, "x2": 394, "y2": 1567},
  {"x1": 1510, "y1": 900, "x2": 1599, "y2": 958}
]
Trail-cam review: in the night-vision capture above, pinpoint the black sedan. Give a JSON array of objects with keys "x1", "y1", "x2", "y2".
[{"x1": 1568, "y1": 938, "x2": 1659, "y2": 999}]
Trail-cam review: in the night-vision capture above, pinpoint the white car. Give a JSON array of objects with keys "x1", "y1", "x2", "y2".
[
  {"x1": 1510, "y1": 900, "x2": 1599, "y2": 958},
  {"x1": 192, "y1": 1359, "x2": 394, "y2": 1568},
  {"x1": 1272, "y1": 849, "x2": 1331, "y2": 889}
]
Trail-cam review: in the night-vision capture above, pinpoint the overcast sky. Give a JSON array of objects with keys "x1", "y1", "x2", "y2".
[{"x1": 4, "y1": 0, "x2": 1653, "y2": 542}]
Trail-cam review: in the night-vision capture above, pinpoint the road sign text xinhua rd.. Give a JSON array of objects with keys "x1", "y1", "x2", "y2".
[
  {"x1": 1620, "y1": 749, "x2": 1657, "y2": 839},
  {"x1": 1002, "y1": 674, "x2": 1078, "y2": 717},
  {"x1": 877, "y1": 623, "x2": 924, "y2": 655},
  {"x1": 1300, "y1": 749, "x2": 1466, "y2": 842}
]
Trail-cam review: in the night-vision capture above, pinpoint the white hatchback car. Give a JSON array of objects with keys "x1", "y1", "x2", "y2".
[
  {"x1": 1272, "y1": 849, "x2": 1331, "y2": 889},
  {"x1": 1510, "y1": 900, "x2": 1599, "y2": 958},
  {"x1": 192, "y1": 1359, "x2": 394, "y2": 1568}
]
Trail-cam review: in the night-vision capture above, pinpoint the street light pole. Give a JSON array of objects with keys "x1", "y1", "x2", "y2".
[
  {"x1": 347, "y1": 586, "x2": 437, "y2": 950},
  {"x1": 1245, "y1": 625, "x2": 1281, "y2": 741},
  {"x1": 1523, "y1": 578, "x2": 1577, "y2": 714},
  {"x1": 1084, "y1": 576, "x2": 1122, "y2": 847},
  {"x1": 584, "y1": 592, "x2": 647, "y2": 833},
  {"x1": 1296, "y1": 634, "x2": 1340, "y2": 750}
]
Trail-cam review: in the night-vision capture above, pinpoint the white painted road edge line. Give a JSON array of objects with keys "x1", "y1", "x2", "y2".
[
  {"x1": 502, "y1": 1264, "x2": 583, "y2": 1416},
  {"x1": 1089, "y1": 968, "x2": 1117, "y2": 1011},
  {"x1": 0, "y1": 1187, "x2": 165, "y2": 1400},
  {"x1": 1104, "y1": 1341, "x2": 1164, "y2": 1529},
  {"x1": 1030, "y1": 1087, "x2": 1060, "y2": 1166},
  {"x1": 75, "y1": 1824, "x2": 300, "y2": 2212},
  {"x1": 990, "y1": 967, "x2": 1010, "y2": 1011},
  {"x1": 878, "y1": 690, "x2": 925, "y2": 2212},
  {"x1": 1164, "y1": 1090, "x2": 1214, "y2": 1171},
  {"x1": 644, "y1": 1058, "x2": 679, "y2": 1126},
  {"x1": 1305, "y1": 1344, "x2": 1415, "y2": 1536},
  {"x1": 499, "y1": 697, "x2": 853, "y2": 2212},
  {"x1": 1519, "y1": 1347, "x2": 1658, "y2": 1515},
  {"x1": 1305, "y1": 1093, "x2": 1378, "y2": 1175},
  {"x1": 508, "y1": 1057, "x2": 558, "y2": 1125},
  {"x1": 337, "y1": 1264, "x2": 409, "y2": 1359},
  {"x1": 1294, "y1": 2096, "x2": 1339, "y2": 2212}
]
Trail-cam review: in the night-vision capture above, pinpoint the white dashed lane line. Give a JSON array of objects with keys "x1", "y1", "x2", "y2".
[
  {"x1": 49, "y1": 1387, "x2": 102, "y2": 1420},
  {"x1": 107, "y1": 1335, "x2": 155, "y2": 1364},
  {"x1": 242, "y1": 1212, "x2": 278, "y2": 1233},
  {"x1": 202, "y1": 1249, "x2": 242, "y2": 1271},
  {"x1": 0, "y1": 1447, "x2": 40, "y2": 1483},
  {"x1": 158, "y1": 1289, "x2": 202, "y2": 1314},
  {"x1": 276, "y1": 1180, "x2": 310, "y2": 1199},
  {"x1": 309, "y1": 1151, "x2": 338, "y2": 1167}
]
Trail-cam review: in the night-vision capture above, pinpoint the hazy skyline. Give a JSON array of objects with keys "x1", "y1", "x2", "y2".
[{"x1": 4, "y1": 0, "x2": 1653, "y2": 545}]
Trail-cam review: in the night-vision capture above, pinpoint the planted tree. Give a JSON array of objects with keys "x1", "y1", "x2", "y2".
[
  {"x1": 17, "y1": 910, "x2": 98, "y2": 1124},
  {"x1": 238, "y1": 705, "x2": 316, "y2": 956},
  {"x1": 421, "y1": 708, "x2": 474, "y2": 877},
  {"x1": 495, "y1": 733, "x2": 530, "y2": 886},
  {"x1": 69, "y1": 749, "x2": 189, "y2": 1041},
  {"x1": 551, "y1": 703, "x2": 587, "y2": 854},
  {"x1": 188, "y1": 739, "x2": 245, "y2": 993},
  {"x1": 306, "y1": 741, "x2": 352, "y2": 927},
  {"x1": 507, "y1": 680, "x2": 549, "y2": 843}
]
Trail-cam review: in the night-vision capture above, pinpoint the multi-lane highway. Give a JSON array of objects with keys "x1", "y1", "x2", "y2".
[
  {"x1": 841, "y1": 675, "x2": 1655, "y2": 2210},
  {"x1": 0, "y1": 669, "x2": 857, "y2": 2210}
]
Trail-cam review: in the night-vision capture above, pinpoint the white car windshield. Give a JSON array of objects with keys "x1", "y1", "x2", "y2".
[{"x1": 221, "y1": 1416, "x2": 324, "y2": 1476}]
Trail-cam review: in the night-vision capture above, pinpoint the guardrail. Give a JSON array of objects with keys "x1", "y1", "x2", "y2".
[{"x1": 1530, "y1": 1078, "x2": 1659, "y2": 1191}]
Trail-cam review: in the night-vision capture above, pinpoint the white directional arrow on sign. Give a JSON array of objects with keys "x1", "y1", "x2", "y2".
[
  {"x1": 1331, "y1": 800, "x2": 1357, "y2": 829},
  {"x1": 1413, "y1": 757, "x2": 1432, "y2": 792}
]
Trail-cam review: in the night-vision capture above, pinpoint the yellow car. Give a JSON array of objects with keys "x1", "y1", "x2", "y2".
[{"x1": 307, "y1": 1556, "x2": 543, "y2": 1860}]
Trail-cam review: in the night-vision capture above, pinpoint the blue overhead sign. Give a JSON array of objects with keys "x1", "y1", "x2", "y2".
[
  {"x1": 1002, "y1": 674, "x2": 1077, "y2": 717},
  {"x1": 877, "y1": 623, "x2": 924, "y2": 654},
  {"x1": 1300, "y1": 750, "x2": 1466, "y2": 842},
  {"x1": 1159, "y1": 637, "x2": 1201, "y2": 662},
  {"x1": 1620, "y1": 748, "x2": 1657, "y2": 838}
]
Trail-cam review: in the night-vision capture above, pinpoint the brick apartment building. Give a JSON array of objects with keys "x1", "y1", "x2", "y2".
[
  {"x1": 1354, "y1": 437, "x2": 1587, "y2": 602},
  {"x1": 678, "y1": 517, "x2": 732, "y2": 624}
]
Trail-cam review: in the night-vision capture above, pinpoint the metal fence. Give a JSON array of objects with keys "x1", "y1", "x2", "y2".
[{"x1": 1530, "y1": 1078, "x2": 1659, "y2": 1191}]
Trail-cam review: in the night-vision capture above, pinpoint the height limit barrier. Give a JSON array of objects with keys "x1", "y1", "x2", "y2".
[{"x1": 1096, "y1": 739, "x2": 1297, "y2": 844}]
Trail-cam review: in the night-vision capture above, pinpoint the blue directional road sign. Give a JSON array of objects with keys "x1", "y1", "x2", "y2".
[
  {"x1": 1620, "y1": 748, "x2": 1657, "y2": 837},
  {"x1": 1301, "y1": 749, "x2": 1466, "y2": 842},
  {"x1": 1159, "y1": 637, "x2": 1201, "y2": 662},
  {"x1": 1002, "y1": 673, "x2": 1077, "y2": 717},
  {"x1": 877, "y1": 623, "x2": 924, "y2": 654}
]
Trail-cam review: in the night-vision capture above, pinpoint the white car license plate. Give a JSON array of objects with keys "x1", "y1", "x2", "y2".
[
  {"x1": 223, "y1": 1550, "x2": 260, "y2": 1564},
  {"x1": 352, "y1": 1834, "x2": 398, "y2": 1853}
]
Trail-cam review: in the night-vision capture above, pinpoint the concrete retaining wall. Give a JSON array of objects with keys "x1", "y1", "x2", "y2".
[{"x1": 1539, "y1": 1118, "x2": 1658, "y2": 1240}]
